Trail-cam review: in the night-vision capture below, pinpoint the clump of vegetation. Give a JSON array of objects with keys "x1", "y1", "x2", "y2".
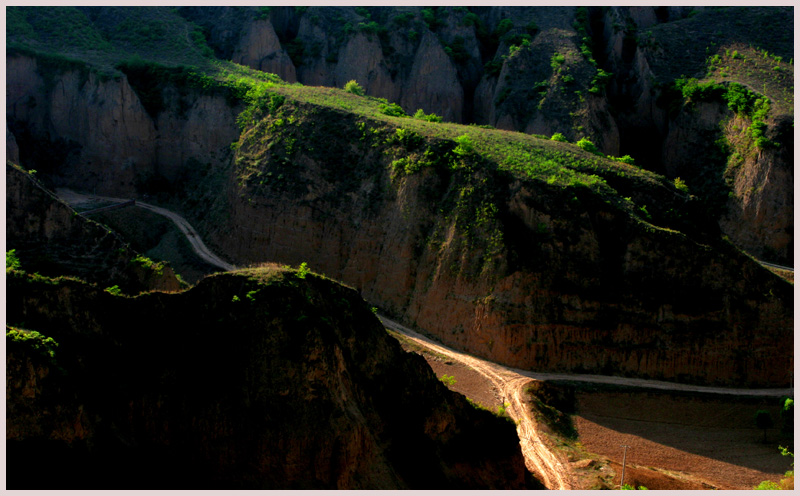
[
  {"x1": 674, "y1": 177, "x2": 689, "y2": 193},
  {"x1": 413, "y1": 109, "x2": 443, "y2": 122},
  {"x1": 755, "y1": 446, "x2": 793, "y2": 490},
  {"x1": 295, "y1": 262, "x2": 310, "y2": 279},
  {"x1": 344, "y1": 79, "x2": 365, "y2": 96},
  {"x1": 611, "y1": 155, "x2": 636, "y2": 165},
  {"x1": 104, "y1": 285, "x2": 122, "y2": 296},
  {"x1": 379, "y1": 102, "x2": 407, "y2": 117},
  {"x1": 550, "y1": 52, "x2": 566, "y2": 70},
  {"x1": 440, "y1": 374, "x2": 456, "y2": 386},
  {"x1": 550, "y1": 132, "x2": 568, "y2": 142},
  {"x1": 620, "y1": 484, "x2": 649, "y2": 490},
  {"x1": 7, "y1": 326, "x2": 59, "y2": 361},
  {"x1": 7, "y1": 249, "x2": 21, "y2": 271},
  {"x1": 130, "y1": 253, "x2": 165, "y2": 275},
  {"x1": 576, "y1": 137, "x2": 602, "y2": 156}
]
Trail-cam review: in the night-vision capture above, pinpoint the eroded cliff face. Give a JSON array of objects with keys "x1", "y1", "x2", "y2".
[
  {"x1": 6, "y1": 162, "x2": 180, "y2": 293},
  {"x1": 599, "y1": 6, "x2": 793, "y2": 264},
  {"x1": 194, "y1": 102, "x2": 791, "y2": 388},
  {"x1": 6, "y1": 268, "x2": 533, "y2": 490},
  {"x1": 6, "y1": 54, "x2": 239, "y2": 198}
]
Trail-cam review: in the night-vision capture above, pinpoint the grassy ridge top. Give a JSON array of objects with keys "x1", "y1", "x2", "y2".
[{"x1": 9, "y1": 6, "x2": 710, "y2": 236}]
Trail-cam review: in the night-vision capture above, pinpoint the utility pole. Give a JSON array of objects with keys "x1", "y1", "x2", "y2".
[{"x1": 620, "y1": 445, "x2": 630, "y2": 489}]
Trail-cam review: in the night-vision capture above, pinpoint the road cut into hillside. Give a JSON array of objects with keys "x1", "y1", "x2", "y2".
[{"x1": 56, "y1": 189, "x2": 235, "y2": 271}]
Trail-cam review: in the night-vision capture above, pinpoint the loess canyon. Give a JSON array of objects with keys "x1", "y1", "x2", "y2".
[{"x1": 5, "y1": 6, "x2": 794, "y2": 490}]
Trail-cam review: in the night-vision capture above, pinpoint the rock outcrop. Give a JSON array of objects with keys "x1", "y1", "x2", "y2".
[
  {"x1": 6, "y1": 268, "x2": 534, "y2": 490},
  {"x1": 6, "y1": 52, "x2": 240, "y2": 197},
  {"x1": 6, "y1": 162, "x2": 180, "y2": 294}
]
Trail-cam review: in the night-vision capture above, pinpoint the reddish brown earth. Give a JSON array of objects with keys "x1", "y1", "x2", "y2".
[
  {"x1": 402, "y1": 341, "x2": 791, "y2": 490},
  {"x1": 573, "y1": 390, "x2": 791, "y2": 490}
]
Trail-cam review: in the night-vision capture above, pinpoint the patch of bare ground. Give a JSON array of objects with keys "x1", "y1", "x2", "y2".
[
  {"x1": 573, "y1": 388, "x2": 792, "y2": 490},
  {"x1": 386, "y1": 329, "x2": 792, "y2": 490},
  {"x1": 388, "y1": 329, "x2": 503, "y2": 411}
]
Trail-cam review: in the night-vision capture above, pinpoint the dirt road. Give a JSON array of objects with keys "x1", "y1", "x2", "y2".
[
  {"x1": 56, "y1": 189, "x2": 235, "y2": 271},
  {"x1": 379, "y1": 315, "x2": 793, "y2": 489},
  {"x1": 379, "y1": 315, "x2": 572, "y2": 490}
]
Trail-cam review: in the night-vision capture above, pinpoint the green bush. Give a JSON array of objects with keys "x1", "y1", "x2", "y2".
[
  {"x1": 7, "y1": 249, "x2": 21, "y2": 271},
  {"x1": 7, "y1": 327, "x2": 59, "y2": 360},
  {"x1": 495, "y1": 18, "x2": 514, "y2": 37},
  {"x1": 674, "y1": 177, "x2": 689, "y2": 193},
  {"x1": 576, "y1": 137, "x2": 602, "y2": 155},
  {"x1": 550, "y1": 52, "x2": 566, "y2": 69},
  {"x1": 413, "y1": 109, "x2": 443, "y2": 122},
  {"x1": 440, "y1": 374, "x2": 456, "y2": 386},
  {"x1": 296, "y1": 262, "x2": 310, "y2": 279},
  {"x1": 453, "y1": 134, "x2": 475, "y2": 156},
  {"x1": 380, "y1": 102, "x2": 407, "y2": 117},
  {"x1": 550, "y1": 132, "x2": 568, "y2": 142},
  {"x1": 754, "y1": 480, "x2": 780, "y2": 490},
  {"x1": 344, "y1": 79, "x2": 365, "y2": 96},
  {"x1": 613, "y1": 155, "x2": 636, "y2": 165},
  {"x1": 104, "y1": 285, "x2": 122, "y2": 296}
]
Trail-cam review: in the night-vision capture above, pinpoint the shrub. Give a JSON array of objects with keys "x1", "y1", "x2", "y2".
[
  {"x1": 380, "y1": 102, "x2": 407, "y2": 117},
  {"x1": 388, "y1": 127, "x2": 424, "y2": 148},
  {"x1": 674, "y1": 177, "x2": 689, "y2": 193},
  {"x1": 453, "y1": 134, "x2": 475, "y2": 156},
  {"x1": 576, "y1": 137, "x2": 602, "y2": 155},
  {"x1": 413, "y1": 109, "x2": 443, "y2": 122},
  {"x1": 344, "y1": 79, "x2": 365, "y2": 96},
  {"x1": 440, "y1": 374, "x2": 456, "y2": 386},
  {"x1": 588, "y1": 68, "x2": 613, "y2": 94},
  {"x1": 7, "y1": 249, "x2": 21, "y2": 271},
  {"x1": 7, "y1": 327, "x2": 59, "y2": 360},
  {"x1": 104, "y1": 285, "x2": 122, "y2": 296},
  {"x1": 296, "y1": 262, "x2": 310, "y2": 279},
  {"x1": 495, "y1": 18, "x2": 513, "y2": 37},
  {"x1": 550, "y1": 52, "x2": 566, "y2": 69},
  {"x1": 614, "y1": 154, "x2": 636, "y2": 165},
  {"x1": 550, "y1": 132, "x2": 568, "y2": 142}
]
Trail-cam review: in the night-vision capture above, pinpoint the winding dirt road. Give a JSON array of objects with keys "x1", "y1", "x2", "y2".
[
  {"x1": 379, "y1": 315, "x2": 572, "y2": 490},
  {"x1": 56, "y1": 189, "x2": 235, "y2": 271},
  {"x1": 57, "y1": 188, "x2": 791, "y2": 488}
]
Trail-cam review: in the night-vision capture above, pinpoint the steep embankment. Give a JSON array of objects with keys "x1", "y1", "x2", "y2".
[
  {"x1": 6, "y1": 266, "x2": 534, "y2": 489},
  {"x1": 598, "y1": 6, "x2": 793, "y2": 264},
  {"x1": 194, "y1": 92, "x2": 791, "y2": 388},
  {"x1": 6, "y1": 162, "x2": 180, "y2": 293},
  {"x1": 6, "y1": 50, "x2": 240, "y2": 198}
]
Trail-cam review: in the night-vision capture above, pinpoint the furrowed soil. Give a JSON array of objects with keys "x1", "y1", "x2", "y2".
[{"x1": 393, "y1": 335, "x2": 792, "y2": 490}]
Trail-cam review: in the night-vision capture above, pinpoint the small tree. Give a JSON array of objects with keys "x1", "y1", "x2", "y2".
[
  {"x1": 755, "y1": 410, "x2": 774, "y2": 442},
  {"x1": 344, "y1": 79, "x2": 365, "y2": 96}
]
